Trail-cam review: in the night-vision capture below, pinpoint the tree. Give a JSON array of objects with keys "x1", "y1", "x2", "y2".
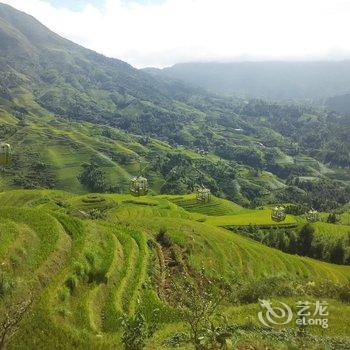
[
  {"x1": 172, "y1": 269, "x2": 228, "y2": 349},
  {"x1": 327, "y1": 213, "x2": 338, "y2": 224},
  {"x1": 78, "y1": 162, "x2": 108, "y2": 192},
  {"x1": 287, "y1": 230, "x2": 299, "y2": 254},
  {"x1": 277, "y1": 231, "x2": 290, "y2": 251},
  {"x1": 298, "y1": 224, "x2": 314, "y2": 256},
  {"x1": 330, "y1": 240, "x2": 346, "y2": 265}
]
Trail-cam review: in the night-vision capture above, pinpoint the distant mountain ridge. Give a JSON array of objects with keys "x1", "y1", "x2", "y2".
[{"x1": 149, "y1": 61, "x2": 350, "y2": 107}]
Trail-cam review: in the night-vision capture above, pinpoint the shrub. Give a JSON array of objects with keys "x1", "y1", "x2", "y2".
[
  {"x1": 65, "y1": 275, "x2": 79, "y2": 293},
  {"x1": 58, "y1": 288, "x2": 70, "y2": 302},
  {"x1": 74, "y1": 262, "x2": 88, "y2": 280},
  {"x1": 0, "y1": 272, "x2": 13, "y2": 298},
  {"x1": 87, "y1": 269, "x2": 107, "y2": 284},
  {"x1": 55, "y1": 199, "x2": 69, "y2": 208},
  {"x1": 9, "y1": 254, "x2": 21, "y2": 269},
  {"x1": 57, "y1": 306, "x2": 71, "y2": 317},
  {"x1": 163, "y1": 332, "x2": 189, "y2": 347},
  {"x1": 338, "y1": 284, "x2": 350, "y2": 303},
  {"x1": 121, "y1": 311, "x2": 151, "y2": 350},
  {"x1": 156, "y1": 227, "x2": 172, "y2": 248},
  {"x1": 82, "y1": 195, "x2": 106, "y2": 203},
  {"x1": 85, "y1": 251, "x2": 96, "y2": 267},
  {"x1": 88, "y1": 209, "x2": 106, "y2": 220},
  {"x1": 327, "y1": 213, "x2": 339, "y2": 224},
  {"x1": 235, "y1": 276, "x2": 295, "y2": 304}
]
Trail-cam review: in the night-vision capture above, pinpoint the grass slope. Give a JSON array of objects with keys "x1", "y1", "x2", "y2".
[
  {"x1": 0, "y1": 189, "x2": 349, "y2": 349},
  {"x1": 204, "y1": 209, "x2": 297, "y2": 227},
  {"x1": 167, "y1": 194, "x2": 243, "y2": 216},
  {"x1": 0, "y1": 113, "x2": 287, "y2": 205}
]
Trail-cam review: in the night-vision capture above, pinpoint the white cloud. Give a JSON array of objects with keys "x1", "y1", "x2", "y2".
[{"x1": 1, "y1": 0, "x2": 350, "y2": 67}]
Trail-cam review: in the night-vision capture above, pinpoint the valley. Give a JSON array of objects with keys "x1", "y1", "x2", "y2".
[{"x1": 0, "y1": 3, "x2": 349, "y2": 349}]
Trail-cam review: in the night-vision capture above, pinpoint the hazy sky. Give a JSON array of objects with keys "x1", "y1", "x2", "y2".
[{"x1": 2, "y1": 0, "x2": 350, "y2": 68}]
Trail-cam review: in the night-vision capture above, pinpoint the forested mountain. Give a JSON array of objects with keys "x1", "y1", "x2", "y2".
[
  {"x1": 327, "y1": 93, "x2": 350, "y2": 115},
  {"x1": 0, "y1": 3, "x2": 204, "y2": 123},
  {"x1": 148, "y1": 61, "x2": 350, "y2": 104},
  {"x1": 0, "y1": 3, "x2": 349, "y2": 211}
]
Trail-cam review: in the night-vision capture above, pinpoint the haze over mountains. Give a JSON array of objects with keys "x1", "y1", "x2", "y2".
[{"x1": 147, "y1": 61, "x2": 350, "y2": 112}]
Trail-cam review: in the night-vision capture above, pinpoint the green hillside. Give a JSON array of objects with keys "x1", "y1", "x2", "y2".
[
  {"x1": 0, "y1": 3, "x2": 349, "y2": 210},
  {"x1": 0, "y1": 111, "x2": 289, "y2": 205},
  {"x1": 0, "y1": 4, "x2": 350, "y2": 350},
  {"x1": 0, "y1": 189, "x2": 349, "y2": 349}
]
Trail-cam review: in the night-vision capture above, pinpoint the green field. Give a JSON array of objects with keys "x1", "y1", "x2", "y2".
[
  {"x1": 1, "y1": 189, "x2": 349, "y2": 349},
  {"x1": 168, "y1": 194, "x2": 243, "y2": 216},
  {"x1": 204, "y1": 209, "x2": 297, "y2": 227},
  {"x1": 1, "y1": 113, "x2": 287, "y2": 208},
  {"x1": 0, "y1": 4, "x2": 350, "y2": 348},
  {"x1": 313, "y1": 222, "x2": 350, "y2": 241}
]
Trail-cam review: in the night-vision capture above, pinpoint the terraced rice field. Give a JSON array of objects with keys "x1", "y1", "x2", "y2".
[
  {"x1": 169, "y1": 194, "x2": 243, "y2": 216},
  {"x1": 0, "y1": 209, "x2": 151, "y2": 348},
  {"x1": 313, "y1": 222, "x2": 350, "y2": 241},
  {"x1": 204, "y1": 209, "x2": 297, "y2": 227},
  {"x1": 0, "y1": 190, "x2": 349, "y2": 349}
]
